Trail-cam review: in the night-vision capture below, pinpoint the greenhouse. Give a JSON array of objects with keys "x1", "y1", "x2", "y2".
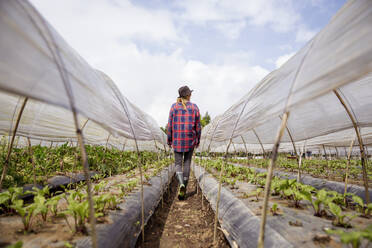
[{"x1": 0, "y1": 0, "x2": 371, "y2": 247}]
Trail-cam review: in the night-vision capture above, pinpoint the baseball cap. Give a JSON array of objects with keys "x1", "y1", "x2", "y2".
[{"x1": 178, "y1": 85, "x2": 193, "y2": 97}]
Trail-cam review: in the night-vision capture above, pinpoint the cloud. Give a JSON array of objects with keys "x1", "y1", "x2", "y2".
[
  {"x1": 275, "y1": 52, "x2": 295, "y2": 68},
  {"x1": 215, "y1": 20, "x2": 246, "y2": 40},
  {"x1": 175, "y1": 0, "x2": 301, "y2": 37},
  {"x1": 95, "y1": 42, "x2": 269, "y2": 125},
  {"x1": 29, "y1": 0, "x2": 270, "y2": 126},
  {"x1": 31, "y1": 0, "x2": 182, "y2": 46},
  {"x1": 296, "y1": 26, "x2": 318, "y2": 43}
]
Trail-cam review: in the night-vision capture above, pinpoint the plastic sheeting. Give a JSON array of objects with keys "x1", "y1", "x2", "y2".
[
  {"x1": 76, "y1": 165, "x2": 175, "y2": 248},
  {"x1": 193, "y1": 164, "x2": 293, "y2": 248},
  {"x1": 198, "y1": 0, "x2": 372, "y2": 153},
  {"x1": 231, "y1": 163, "x2": 372, "y2": 202},
  {"x1": 0, "y1": 0, "x2": 166, "y2": 150}
]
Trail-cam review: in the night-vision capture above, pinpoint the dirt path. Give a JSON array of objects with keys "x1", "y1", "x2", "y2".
[{"x1": 136, "y1": 171, "x2": 230, "y2": 248}]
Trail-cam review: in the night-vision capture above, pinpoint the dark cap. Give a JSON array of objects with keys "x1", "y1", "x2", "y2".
[{"x1": 178, "y1": 85, "x2": 193, "y2": 97}]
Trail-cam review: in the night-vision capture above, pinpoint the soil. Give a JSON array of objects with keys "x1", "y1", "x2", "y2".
[
  {"x1": 136, "y1": 172, "x2": 230, "y2": 248},
  {"x1": 0, "y1": 165, "x2": 161, "y2": 248}
]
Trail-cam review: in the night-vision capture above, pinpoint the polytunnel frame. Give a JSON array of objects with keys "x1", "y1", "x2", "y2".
[
  {"x1": 107, "y1": 81, "x2": 148, "y2": 245},
  {"x1": 204, "y1": 29, "x2": 371, "y2": 247},
  {"x1": 0, "y1": 1, "x2": 99, "y2": 246}
]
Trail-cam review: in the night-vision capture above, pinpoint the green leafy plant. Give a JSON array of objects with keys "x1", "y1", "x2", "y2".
[
  {"x1": 328, "y1": 202, "x2": 355, "y2": 228},
  {"x1": 283, "y1": 186, "x2": 305, "y2": 208},
  {"x1": 116, "y1": 179, "x2": 138, "y2": 198},
  {"x1": 93, "y1": 181, "x2": 107, "y2": 194},
  {"x1": 0, "y1": 187, "x2": 24, "y2": 212},
  {"x1": 94, "y1": 193, "x2": 119, "y2": 214},
  {"x1": 61, "y1": 193, "x2": 90, "y2": 233},
  {"x1": 243, "y1": 188, "x2": 263, "y2": 202},
  {"x1": 33, "y1": 195, "x2": 49, "y2": 222},
  {"x1": 47, "y1": 193, "x2": 64, "y2": 216},
  {"x1": 326, "y1": 224, "x2": 372, "y2": 248},
  {"x1": 270, "y1": 203, "x2": 280, "y2": 216},
  {"x1": 11, "y1": 199, "x2": 37, "y2": 232},
  {"x1": 5, "y1": 241, "x2": 23, "y2": 248}
]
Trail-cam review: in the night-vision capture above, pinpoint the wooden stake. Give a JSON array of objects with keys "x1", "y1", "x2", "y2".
[
  {"x1": 253, "y1": 129, "x2": 266, "y2": 159},
  {"x1": 344, "y1": 139, "x2": 355, "y2": 197},
  {"x1": 258, "y1": 112, "x2": 289, "y2": 248},
  {"x1": 0, "y1": 97, "x2": 28, "y2": 191},
  {"x1": 334, "y1": 89, "x2": 369, "y2": 203},
  {"x1": 213, "y1": 140, "x2": 231, "y2": 246},
  {"x1": 27, "y1": 137, "x2": 36, "y2": 187},
  {"x1": 297, "y1": 140, "x2": 307, "y2": 182},
  {"x1": 241, "y1": 136, "x2": 249, "y2": 161}
]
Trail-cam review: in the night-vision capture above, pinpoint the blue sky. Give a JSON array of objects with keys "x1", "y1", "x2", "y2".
[{"x1": 30, "y1": 0, "x2": 346, "y2": 126}]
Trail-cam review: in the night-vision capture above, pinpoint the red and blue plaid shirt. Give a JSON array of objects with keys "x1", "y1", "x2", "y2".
[{"x1": 167, "y1": 102, "x2": 201, "y2": 152}]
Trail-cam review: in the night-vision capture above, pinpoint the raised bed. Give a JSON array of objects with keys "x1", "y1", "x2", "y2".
[
  {"x1": 193, "y1": 163, "x2": 371, "y2": 248},
  {"x1": 76, "y1": 164, "x2": 175, "y2": 248},
  {"x1": 232, "y1": 163, "x2": 372, "y2": 202},
  {"x1": 193, "y1": 163, "x2": 292, "y2": 248},
  {"x1": 0, "y1": 163, "x2": 175, "y2": 248}
]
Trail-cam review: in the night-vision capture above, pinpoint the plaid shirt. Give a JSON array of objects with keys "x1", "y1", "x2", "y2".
[{"x1": 167, "y1": 102, "x2": 201, "y2": 152}]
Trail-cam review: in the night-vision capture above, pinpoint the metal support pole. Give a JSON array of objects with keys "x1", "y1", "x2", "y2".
[{"x1": 241, "y1": 136, "x2": 249, "y2": 162}]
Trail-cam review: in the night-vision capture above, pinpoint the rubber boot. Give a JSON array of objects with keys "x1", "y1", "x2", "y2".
[
  {"x1": 177, "y1": 172, "x2": 186, "y2": 200},
  {"x1": 183, "y1": 177, "x2": 189, "y2": 188}
]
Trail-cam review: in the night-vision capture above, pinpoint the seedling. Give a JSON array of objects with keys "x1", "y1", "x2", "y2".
[
  {"x1": 328, "y1": 202, "x2": 355, "y2": 228},
  {"x1": 243, "y1": 188, "x2": 263, "y2": 202},
  {"x1": 352, "y1": 195, "x2": 372, "y2": 217},
  {"x1": 326, "y1": 224, "x2": 372, "y2": 248},
  {"x1": 47, "y1": 193, "x2": 64, "y2": 216},
  {"x1": 5, "y1": 241, "x2": 23, "y2": 248},
  {"x1": 33, "y1": 195, "x2": 49, "y2": 222},
  {"x1": 270, "y1": 203, "x2": 280, "y2": 216},
  {"x1": 0, "y1": 187, "x2": 24, "y2": 213},
  {"x1": 11, "y1": 199, "x2": 37, "y2": 232},
  {"x1": 93, "y1": 180, "x2": 107, "y2": 194},
  {"x1": 283, "y1": 187, "x2": 305, "y2": 208},
  {"x1": 61, "y1": 194, "x2": 89, "y2": 233}
]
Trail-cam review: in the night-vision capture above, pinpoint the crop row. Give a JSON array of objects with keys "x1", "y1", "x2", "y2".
[
  {"x1": 196, "y1": 158, "x2": 372, "y2": 247},
  {"x1": 0, "y1": 152, "x2": 173, "y2": 248},
  {"x1": 0, "y1": 141, "x2": 163, "y2": 188},
  {"x1": 228, "y1": 156, "x2": 372, "y2": 185}
]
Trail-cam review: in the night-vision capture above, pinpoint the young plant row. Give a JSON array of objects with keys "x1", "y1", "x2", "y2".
[
  {"x1": 0, "y1": 156, "x2": 173, "y2": 240},
  {"x1": 0, "y1": 141, "x2": 163, "y2": 188},
  {"x1": 196, "y1": 158, "x2": 372, "y2": 247},
  {"x1": 228, "y1": 156, "x2": 372, "y2": 184}
]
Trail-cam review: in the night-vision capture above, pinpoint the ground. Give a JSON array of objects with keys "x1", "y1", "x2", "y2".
[{"x1": 136, "y1": 171, "x2": 230, "y2": 248}]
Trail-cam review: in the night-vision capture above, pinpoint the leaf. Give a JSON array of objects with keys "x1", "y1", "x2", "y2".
[
  {"x1": 5, "y1": 241, "x2": 23, "y2": 248},
  {"x1": 284, "y1": 188, "x2": 293, "y2": 197},
  {"x1": 0, "y1": 192, "x2": 10, "y2": 205},
  {"x1": 300, "y1": 190, "x2": 312, "y2": 203},
  {"x1": 329, "y1": 202, "x2": 341, "y2": 217},
  {"x1": 317, "y1": 189, "x2": 327, "y2": 202},
  {"x1": 352, "y1": 195, "x2": 364, "y2": 207}
]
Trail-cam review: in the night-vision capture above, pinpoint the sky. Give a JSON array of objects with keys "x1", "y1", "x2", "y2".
[{"x1": 30, "y1": 0, "x2": 346, "y2": 127}]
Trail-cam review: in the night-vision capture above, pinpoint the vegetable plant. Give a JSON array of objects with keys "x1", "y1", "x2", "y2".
[
  {"x1": 11, "y1": 199, "x2": 37, "y2": 232},
  {"x1": 328, "y1": 202, "x2": 355, "y2": 228},
  {"x1": 270, "y1": 203, "x2": 280, "y2": 216},
  {"x1": 326, "y1": 224, "x2": 372, "y2": 248}
]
